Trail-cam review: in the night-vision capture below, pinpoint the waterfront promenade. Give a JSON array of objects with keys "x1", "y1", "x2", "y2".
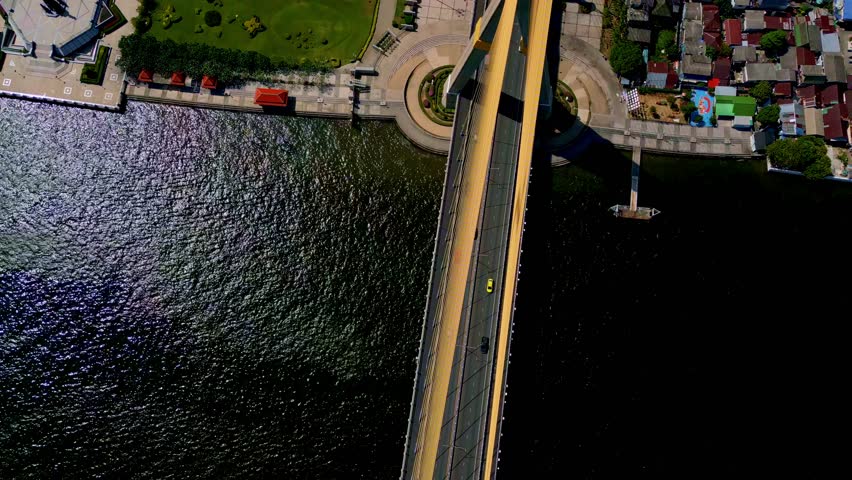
[
  {"x1": 0, "y1": 0, "x2": 759, "y2": 159},
  {"x1": 555, "y1": 32, "x2": 756, "y2": 159}
]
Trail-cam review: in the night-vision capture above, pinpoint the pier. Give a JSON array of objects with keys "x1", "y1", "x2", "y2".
[{"x1": 610, "y1": 146, "x2": 660, "y2": 220}]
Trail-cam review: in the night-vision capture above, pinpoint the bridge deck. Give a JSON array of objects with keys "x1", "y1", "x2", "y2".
[{"x1": 401, "y1": 1, "x2": 552, "y2": 479}]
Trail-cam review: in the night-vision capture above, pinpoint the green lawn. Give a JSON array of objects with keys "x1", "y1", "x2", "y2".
[{"x1": 146, "y1": 0, "x2": 377, "y2": 63}]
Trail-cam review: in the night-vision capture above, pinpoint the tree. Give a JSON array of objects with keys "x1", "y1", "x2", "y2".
[
  {"x1": 719, "y1": 42, "x2": 733, "y2": 58},
  {"x1": 755, "y1": 104, "x2": 780, "y2": 126},
  {"x1": 750, "y1": 81, "x2": 772, "y2": 105},
  {"x1": 609, "y1": 40, "x2": 644, "y2": 77},
  {"x1": 715, "y1": 0, "x2": 736, "y2": 19},
  {"x1": 804, "y1": 156, "x2": 831, "y2": 180},
  {"x1": 706, "y1": 45, "x2": 719, "y2": 60},
  {"x1": 655, "y1": 30, "x2": 677, "y2": 61},
  {"x1": 204, "y1": 10, "x2": 222, "y2": 27},
  {"x1": 760, "y1": 30, "x2": 789, "y2": 56},
  {"x1": 767, "y1": 136, "x2": 829, "y2": 174},
  {"x1": 681, "y1": 101, "x2": 697, "y2": 121}
]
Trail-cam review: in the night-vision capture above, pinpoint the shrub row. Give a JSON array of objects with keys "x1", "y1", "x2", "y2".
[
  {"x1": 118, "y1": 33, "x2": 331, "y2": 85},
  {"x1": 80, "y1": 46, "x2": 110, "y2": 85},
  {"x1": 101, "y1": 1, "x2": 128, "y2": 36}
]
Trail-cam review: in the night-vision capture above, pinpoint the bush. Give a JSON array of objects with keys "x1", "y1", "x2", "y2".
[
  {"x1": 243, "y1": 15, "x2": 265, "y2": 38},
  {"x1": 194, "y1": 24, "x2": 204, "y2": 33},
  {"x1": 750, "y1": 81, "x2": 772, "y2": 105},
  {"x1": 768, "y1": 136, "x2": 829, "y2": 175},
  {"x1": 609, "y1": 40, "x2": 644, "y2": 77},
  {"x1": 204, "y1": 10, "x2": 222, "y2": 27},
  {"x1": 681, "y1": 101, "x2": 697, "y2": 120},
  {"x1": 133, "y1": 15, "x2": 152, "y2": 34},
  {"x1": 666, "y1": 95, "x2": 677, "y2": 107},
  {"x1": 649, "y1": 106, "x2": 657, "y2": 115},
  {"x1": 195, "y1": 8, "x2": 201, "y2": 15},
  {"x1": 80, "y1": 46, "x2": 110, "y2": 85},
  {"x1": 755, "y1": 104, "x2": 780, "y2": 126}
]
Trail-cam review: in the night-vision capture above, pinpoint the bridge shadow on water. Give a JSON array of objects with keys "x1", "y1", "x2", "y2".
[{"x1": 497, "y1": 126, "x2": 847, "y2": 477}]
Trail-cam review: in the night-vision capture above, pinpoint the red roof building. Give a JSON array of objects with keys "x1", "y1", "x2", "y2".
[
  {"x1": 704, "y1": 31, "x2": 722, "y2": 49},
  {"x1": 774, "y1": 82, "x2": 792, "y2": 97},
  {"x1": 201, "y1": 75, "x2": 218, "y2": 90},
  {"x1": 843, "y1": 91, "x2": 852, "y2": 120},
  {"x1": 746, "y1": 32, "x2": 763, "y2": 46},
  {"x1": 648, "y1": 61, "x2": 668, "y2": 74},
  {"x1": 822, "y1": 104, "x2": 846, "y2": 143},
  {"x1": 703, "y1": 5, "x2": 721, "y2": 32},
  {"x1": 798, "y1": 85, "x2": 818, "y2": 107},
  {"x1": 170, "y1": 71, "x2": 186, "y2": 87},
  {"x1": 666, "y1": 72, "x2": 679, "y2": 89},
  {"x1": 712, "y1": 58, "x2": 731, "y2": 86},
  {"x1": 723, "y1": 18, "x2": 743, "y2": 46},
  {"x1": 796, "y1": 47, "x2": 816, "y2": 66},
  {"x1": 254, "y1": 88, "x2": 289, "y2": 107},
  {"x1": 764, "y1": 15, "x2": 792, "y2": 31},
  {"x1": 820, "y1": 84, "x2": 840, "y2": 106},
  {"x1": 138, "y1": 69, "x2": 154, "y2": 83},
  {"x1": 818, "y1": 15, "x2": 834, "y2": 33}
]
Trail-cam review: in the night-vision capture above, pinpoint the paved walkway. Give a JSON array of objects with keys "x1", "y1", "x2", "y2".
[
  {"x1": 562, "y1": 1, "x2": 604, "y2": 51},
  {"x1": 374, "y1": 20, "x2": 471, "y2": 152},
  {"x1": 361, "y1": 0, "x2": 402, "y2": 66}
]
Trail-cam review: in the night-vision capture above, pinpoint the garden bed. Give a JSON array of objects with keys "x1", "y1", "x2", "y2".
[
  {"x1": 80, "y1": 46, "x2": 110, "y2": 85},
  {"x1": 419, "y1": 66, "x2": 455, "y2": 126},
  {"x1": 100, "y1": 1, "x2": 128, "y2": 36}
]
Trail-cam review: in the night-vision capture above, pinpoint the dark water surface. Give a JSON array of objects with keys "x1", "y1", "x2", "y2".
[
  {"x1": 3, "y1": 97, "x2": 847, "y2": 479},
  {"x1": 0, "y1": 99, "x2": 445, "y2": 479},
  {"x1": 501, "y1": 147, "x2": 848, "y2": 478}
]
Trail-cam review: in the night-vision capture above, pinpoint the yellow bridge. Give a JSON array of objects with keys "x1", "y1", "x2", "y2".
[{"x1": 400, "y1": 1, "x2": 554, "y2": 478}]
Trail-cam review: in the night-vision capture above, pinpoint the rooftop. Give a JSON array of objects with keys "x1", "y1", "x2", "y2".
[
  {"x1": 716, "y1": 95, "x2": 757, "y2": 118},
  {"x1": 0, "y1": 0, "x2": 103, "y2": 56}
]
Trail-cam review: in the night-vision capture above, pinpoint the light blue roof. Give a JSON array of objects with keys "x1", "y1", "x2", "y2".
[
  {"x1": 821, "y1": 32, "x2": 841, "y2": 53},
  {"x1": 843, "y1": 0, "x2": 852, "y2": 21}
]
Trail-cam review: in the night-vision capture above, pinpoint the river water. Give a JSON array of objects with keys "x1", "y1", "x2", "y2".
[
  {"x1": 2, "y1": 98, "x2": 848, "y2": 478},
  {"x1": 0, "y1": 99, "x2": 444, "y2": 478}
]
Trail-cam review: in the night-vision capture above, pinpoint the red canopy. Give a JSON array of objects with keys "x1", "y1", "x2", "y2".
[
  {"x1": 708, "y1": 78, "x2": 720, "y2": 88},
  {"x1": 170, "y1": 71, "x2": 186, "y2": 87},
  {"x1": 138, "y1": 69, "x2": 154, "y2": 83},
  {"x1": 254, "y1": 88, "x2": 289, "y2": 107},
  {"x1": 201, "y1": 75, "x2": 218, "y2": 90}
]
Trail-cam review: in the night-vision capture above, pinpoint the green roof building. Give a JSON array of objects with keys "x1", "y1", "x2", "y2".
[
  {"x1": 715, "y1": 95, "x2": 757, "y2": 128},
  {"x1": 715, "y1": 95, "x2": 757, "y2": 117}
]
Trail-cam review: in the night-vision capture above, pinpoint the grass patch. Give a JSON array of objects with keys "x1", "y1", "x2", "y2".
[
  {"x1": 393, "y1": 0, "x2": 407, "y2": 28},
  {"x1": 355, "y1": 0, "x2": 381, "y2": 60},
  {"x1": 101, "y1": 1, "x2": 128, "y2": 36},
  {"x1": 80, "y1": 46, "x2": 110, "y2": 85},
  {"x1": 145, "y1": 0, "x2": 377, "y2": 64}
]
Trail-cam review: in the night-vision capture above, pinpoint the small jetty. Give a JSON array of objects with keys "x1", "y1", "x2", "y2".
[{"x1": 609, "y1": 146, "x2": 661, "y2": 220}]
